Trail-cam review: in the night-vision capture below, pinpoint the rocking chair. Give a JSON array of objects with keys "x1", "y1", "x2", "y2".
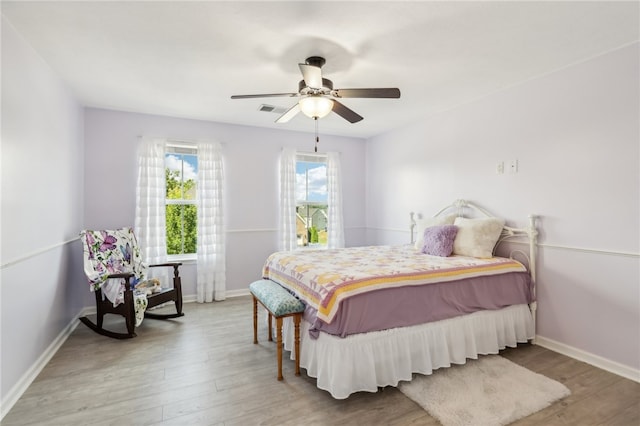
[{"x1": 79, "y1": 227, "x2": 184, "y2": 339}]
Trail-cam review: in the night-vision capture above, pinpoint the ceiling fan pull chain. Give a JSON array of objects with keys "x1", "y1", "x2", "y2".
[{"x1": 314, "y1": 117, "x2": 319, "y2": 152}]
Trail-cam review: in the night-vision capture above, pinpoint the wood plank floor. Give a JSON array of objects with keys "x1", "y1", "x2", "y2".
[{"x1": 3, "y1": 296, "x2": 639, "y2": 425}]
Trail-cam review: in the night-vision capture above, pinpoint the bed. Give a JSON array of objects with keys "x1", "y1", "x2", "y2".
[{"x1": 261, "y1": 199, "x2": 538, "y2": 399}]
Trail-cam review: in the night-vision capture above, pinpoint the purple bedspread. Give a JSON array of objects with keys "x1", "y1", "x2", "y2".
[{"x1": 301, "y1": 271, "x2": 533, "y2": 338}]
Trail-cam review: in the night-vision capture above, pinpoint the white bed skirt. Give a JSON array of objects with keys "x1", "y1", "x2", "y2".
[{"x1": 282, "y1": 304, "x2": 534, "y2": 399}]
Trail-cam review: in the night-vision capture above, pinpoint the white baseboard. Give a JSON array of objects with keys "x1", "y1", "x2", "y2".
[
  {"x1": 226, "y1": 288, "x2": 251, "y2": 298},
  {"x1": 536, "y1": 335, "x2": 640, "y2": 383},
  {"x1": 1, "y1": 312, "x2": 82, "y2": 420},
  {"x1": 181, "y1": 288, "x2": 249, "y2": 303},
  {"x1": 80, "y1": 306, "x2": 96, "y2": 316}
]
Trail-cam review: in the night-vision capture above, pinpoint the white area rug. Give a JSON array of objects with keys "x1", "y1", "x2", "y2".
[{"x1": 398, "y1": 355, "x2": 570, "y2": 426}]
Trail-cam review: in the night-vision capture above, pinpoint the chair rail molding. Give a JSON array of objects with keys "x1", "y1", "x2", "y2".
[{"x1": 0, "y1": 237, "x2": 80, "y2": 270}]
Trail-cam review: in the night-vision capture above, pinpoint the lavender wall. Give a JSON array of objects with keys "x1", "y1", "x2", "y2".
[
  {"x1": 366, "y1": 43, "x2": 640, "y2": 374},
  {"x1": 2, "y1": 13, "x2": 637, "y2": 416},
  {"x1": 1, "y1": 17, "x2": 85, "y2": 411},
  {"x1": 83, "y1": 109, "x2": 367, "y2": 298}
]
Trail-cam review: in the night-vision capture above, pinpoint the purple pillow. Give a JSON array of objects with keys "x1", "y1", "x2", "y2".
[{"x1": 421, "y1": 225, "x2": 458, "y2": 257}]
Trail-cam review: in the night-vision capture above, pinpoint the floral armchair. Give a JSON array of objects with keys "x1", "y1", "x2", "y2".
[{"x1": 80, "y1": 227, "x2": 184, "y2": 339}]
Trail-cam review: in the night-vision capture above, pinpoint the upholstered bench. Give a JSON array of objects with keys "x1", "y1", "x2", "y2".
[{"x1": 249, "y1": 279, "x2": 305, "y2": 380}]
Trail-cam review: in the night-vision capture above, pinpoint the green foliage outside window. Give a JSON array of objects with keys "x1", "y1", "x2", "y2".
[
  {"x1": 308, "y1": 226, "x2": 319, "y2": 244},
  {"x1": 165, "y1": 167, "x2": 197, "y2": 255}
]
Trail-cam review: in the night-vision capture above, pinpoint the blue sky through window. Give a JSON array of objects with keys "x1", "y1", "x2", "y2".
[
  {"x1": 296, "y1": 161, "x2": 327, "y2": 203},
  {"x1": 166, "y1": 153, "x2": 198, "y2": 181}
]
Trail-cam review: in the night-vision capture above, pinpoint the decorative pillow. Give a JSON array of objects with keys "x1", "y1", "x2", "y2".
[
  {"x1": 420, "y1": 225, "x2": 458, "y2": 257},
  {"x1": 414, "y1": 214, "x2": 457, "y2": 250},
  {"x1": 452, "y1": 217, "x2": 505, "y2": 258}
]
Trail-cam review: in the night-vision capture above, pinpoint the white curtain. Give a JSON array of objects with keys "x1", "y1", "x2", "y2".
[
  {"x1": 197, "y1": 141, "x2": 226, "y2": 302},
  {"x1": 135, "y1": 137, "x2": 168, "y2": 266},
  {"x1": 326, "y1": 151, "x2": 345, "y2": 249},
  {"x1": 279, "y1": 148, "x2": 298, "y2": 251}
]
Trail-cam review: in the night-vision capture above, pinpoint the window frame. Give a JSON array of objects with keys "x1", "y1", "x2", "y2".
[
  {"x1": 295, "y1": 152, "x2": 328, "y2": 249},
  {"x1": 165, "y1": 143, "x2": 198, "y2": 261}
]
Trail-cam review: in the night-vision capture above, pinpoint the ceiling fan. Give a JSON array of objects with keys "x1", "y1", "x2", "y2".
[{"x1": 231, "y1": 56, "x2": 401, "y2": 124}]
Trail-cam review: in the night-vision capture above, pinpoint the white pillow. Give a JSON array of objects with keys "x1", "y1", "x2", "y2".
[
  {"x1": 452, "y1": 217, "x2": 505, "y2": 258},
  {"x1": 414, "y1": 214, "x2": 457, "y2": 250}
]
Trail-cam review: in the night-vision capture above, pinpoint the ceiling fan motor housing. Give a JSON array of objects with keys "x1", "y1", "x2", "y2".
[
  {"x1": 299, "y1": 78, "x2": 333, "y2": 93},
  {"x1": 305, "y1": 56, "x2": 326, "y2": 68}
]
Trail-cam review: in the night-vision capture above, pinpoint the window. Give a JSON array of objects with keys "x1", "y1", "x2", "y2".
[
  {"x1": 165, "y1": 145, "x2": 198, "y2": 256},
  {"x1": 296, "y1": 154, "x2": 328, "y2": 247}
]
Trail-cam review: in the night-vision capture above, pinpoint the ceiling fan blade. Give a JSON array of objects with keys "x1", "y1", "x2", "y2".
[
  {"x1": 275, "y1": 103, "x2": 301, "y2": 123},
  {"x1": 298, "y1": 64, "x2": 323, "y2": 89},
  {"x1": 231, "y1": 93, "x2": 298, "y2": 99},
  {"x1": 333, "y1": 88, "x2": 401, "y2": 99},
  {"x1": 331, "y1": 100, "x2": 363, "y2": 123}
]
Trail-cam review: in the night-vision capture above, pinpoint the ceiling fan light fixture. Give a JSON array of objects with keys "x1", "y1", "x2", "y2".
[
  {"x1": 299, "y1": 96, "x2": 334, "y2": 119},
  {"x1": 231, "y1": 56, "x2": 400, "y2": 124}
]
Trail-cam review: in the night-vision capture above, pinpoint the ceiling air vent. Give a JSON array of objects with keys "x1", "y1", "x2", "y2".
[{"x1": 259, "y1": 104, "x2": 287, "y2": 114}]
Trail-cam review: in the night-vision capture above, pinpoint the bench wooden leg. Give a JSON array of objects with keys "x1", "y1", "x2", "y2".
[
  {"x1": 276, "y1": 317, "x2": 283, "y2": 381},
  {"x1": 294, "y1": 313, "x2": 301, "y2": 376},
  {"x1": 252, "y1": 296, "x2": 258, "y2": 344},
  {"x1": 249, "y1": 282, "x2": 305, "y2": 382}
]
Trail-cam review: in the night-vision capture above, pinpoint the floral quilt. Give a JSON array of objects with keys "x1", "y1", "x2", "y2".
[
  {"x1": 263, "y1": 245, "x2": 527, "y2": 325},
  {"x1": 80, "y1": 227, "x2": 149, "y2": 326}
]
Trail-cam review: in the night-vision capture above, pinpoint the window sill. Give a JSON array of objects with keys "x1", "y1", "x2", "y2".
[
  {"x1": 296, "y1": 245, "x2": 328, "y2": 251},
  {"x1": 167, "y1": 255, "x2": 197, "y2": 265}
]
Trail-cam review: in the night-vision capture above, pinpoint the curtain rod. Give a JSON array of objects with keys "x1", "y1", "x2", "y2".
[
  {"x1": 284, "y1": 149, "x2": 338, "y2": 158},
  {"x1": 137, "y1": 136, "x2": 224, "y2": 147}
]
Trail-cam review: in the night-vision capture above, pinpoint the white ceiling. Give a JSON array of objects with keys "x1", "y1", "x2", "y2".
[{"x1": 2, "y1": 1, "x2": 638, "y2": 139}]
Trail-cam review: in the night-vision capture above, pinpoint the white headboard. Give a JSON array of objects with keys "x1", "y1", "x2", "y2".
[{"x1": 410, "y1": 199, "x2": 538, "y2": 282}]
